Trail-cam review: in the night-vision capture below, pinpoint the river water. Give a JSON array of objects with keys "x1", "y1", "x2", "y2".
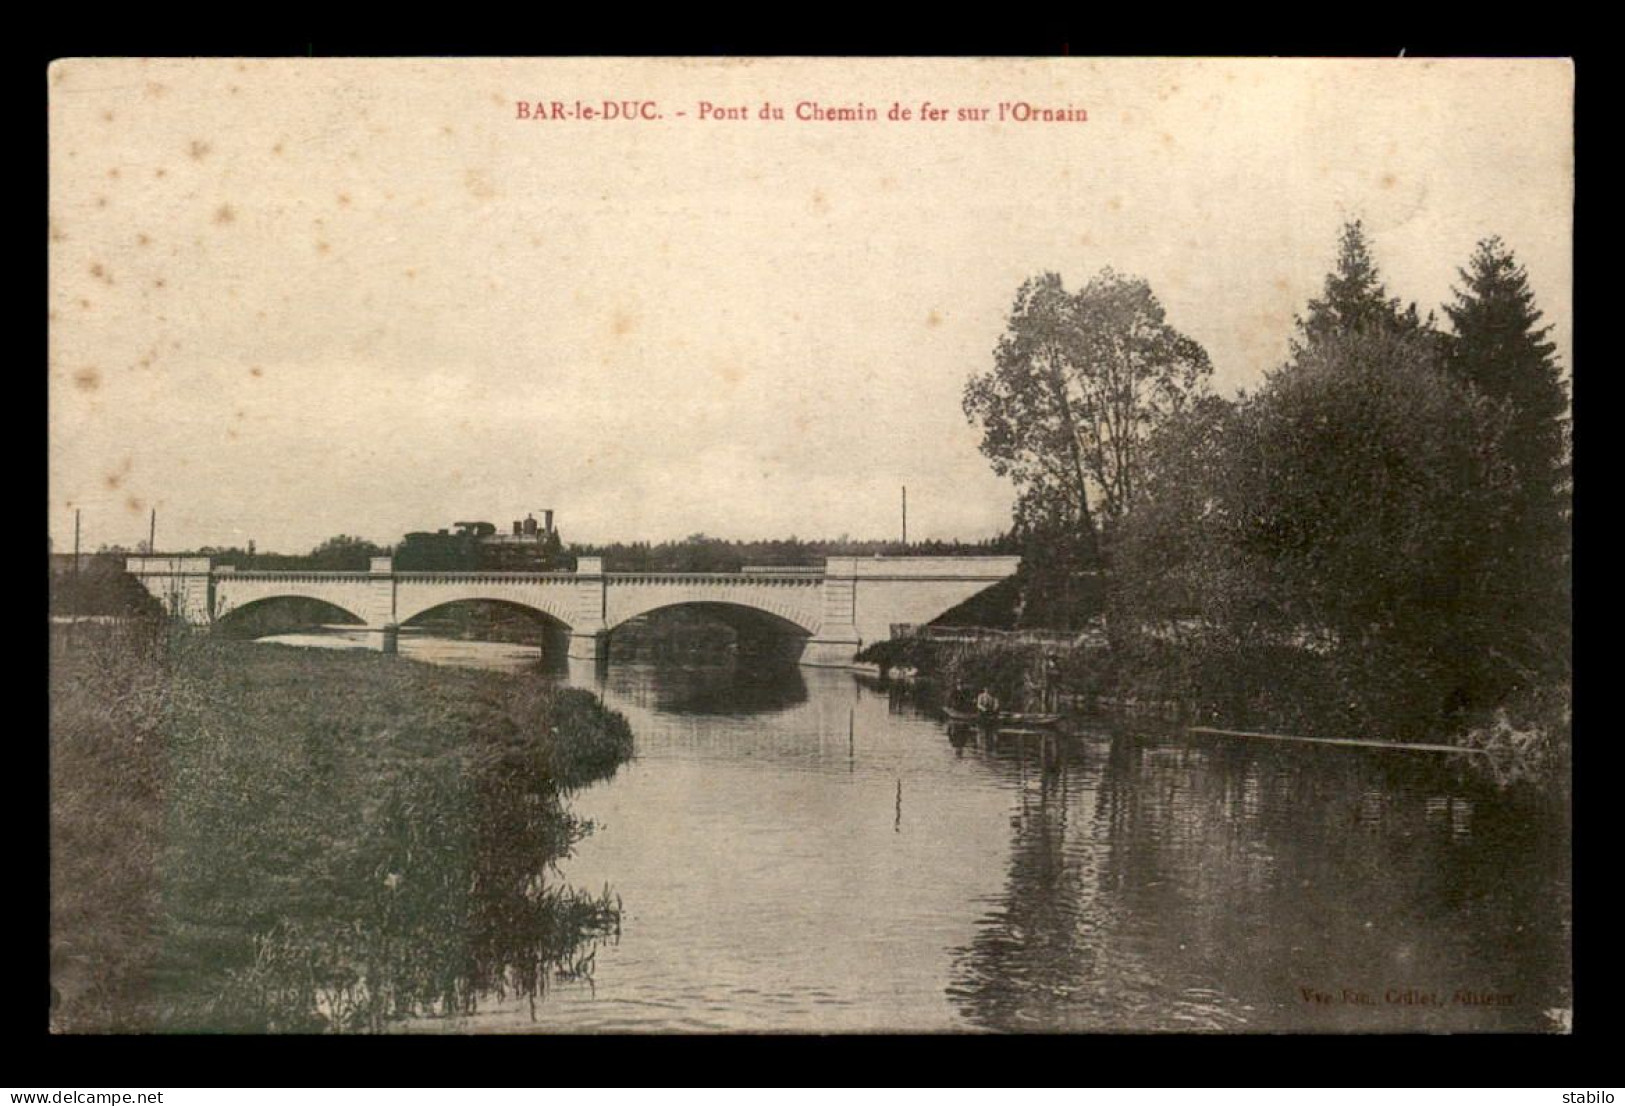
[{"x1": 260, "y1": 630, "x2": 1571, "y2": 1033}]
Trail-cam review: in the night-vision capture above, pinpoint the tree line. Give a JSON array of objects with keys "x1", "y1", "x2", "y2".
[
  {"x1": 568, "y1": 535, "x2": 1015, "y2": 573},
  {"x1": 964, "y1": 222, "x2": 1569, "y2": 749},
  {"x1": 110, "y1": 532, "x2": 1016, "y2": 575}
]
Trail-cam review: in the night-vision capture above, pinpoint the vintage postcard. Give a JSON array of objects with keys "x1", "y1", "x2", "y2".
[{"x1": 48, "y1": 56, "x2": 1572, "y2": 1034}]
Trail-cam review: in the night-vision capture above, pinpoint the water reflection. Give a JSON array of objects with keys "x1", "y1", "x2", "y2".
[
  {"x1": 614, "y1": 659, "x2": 808, "y2": 716},
  {"x1": 948, "y1": 728, "x2": 1570, "y2": 1032},
  {"x1": 251, "y1": 631, "x2": 1569, "y2": 1033}
]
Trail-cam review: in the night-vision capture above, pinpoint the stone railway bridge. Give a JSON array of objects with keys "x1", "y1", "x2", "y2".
[{"x1": 126, "y1": 555, "x2": 1019, "y2": 667}]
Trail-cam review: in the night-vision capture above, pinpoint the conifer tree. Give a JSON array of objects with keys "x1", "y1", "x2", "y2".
[
  {"x1": 1442, "y1": 236, "x2": 1570, "y2": 679},
  {"x1": 1293, "y1": 220, "x2": 1431, "y2": 354},
  {"x1": 1443, "y1": 236, "x2": 1569, "y2": 509}
]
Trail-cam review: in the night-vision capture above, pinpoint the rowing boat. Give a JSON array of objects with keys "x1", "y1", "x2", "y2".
[{"x1": 942, "y1": 707, "x2": 1064, "y2": 728}]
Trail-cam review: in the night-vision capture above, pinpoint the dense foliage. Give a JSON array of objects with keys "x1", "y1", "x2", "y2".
[
  {"x1": 1115, "y1": 328, "x2": 1519, "y2": 739},
  {"x1": 49, "y1": 552, "x2": 165, "y2": 618},
  {"x1": 966, "y1": 222, "x2": 1570, "y2": 764},
  {"x1": 962, "y1": 268, "x2": 1212, "y2": 628}
]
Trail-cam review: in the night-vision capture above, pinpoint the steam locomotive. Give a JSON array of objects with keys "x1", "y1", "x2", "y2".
[{"x1": 395, "y1": 511, "x2": 567, "y2": 572}]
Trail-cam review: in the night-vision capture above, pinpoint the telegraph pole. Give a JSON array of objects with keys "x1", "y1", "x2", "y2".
[
  {"x1": 901, "y1": 486, "x2": 907, "y2": 547},
  {"x1": 148, "y1": 508, "x2": 156, "y2": 555},
  {"x1": 71, "y1": 508, "x2": 81, "y2": 633}
]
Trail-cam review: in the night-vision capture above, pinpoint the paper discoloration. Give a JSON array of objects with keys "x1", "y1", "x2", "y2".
[{"x1": 47, "y1": 56, "x2": 1572, "y2": 1035}]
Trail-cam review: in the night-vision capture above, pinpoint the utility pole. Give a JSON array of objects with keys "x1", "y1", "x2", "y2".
[
  {"x1": 71, "y1": 508, "x2": 81, "y2": 633},
  {"x1": 901, "y1": 485, "x2": 907, "y2": 547},
  {"x1": 148, "y1": 508, "x2": 156, "y2": 555}
]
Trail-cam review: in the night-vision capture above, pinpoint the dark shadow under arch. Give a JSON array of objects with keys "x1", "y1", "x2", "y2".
[
  {"x1": 401, "y1": 598, "x2": 574, "y2": 660},
  {"x1": 607, "y1": 601, "x2": 811, "y2": 667},
  {"x1": 215, "y1": 596, "x2": 366, "y2": 639}
]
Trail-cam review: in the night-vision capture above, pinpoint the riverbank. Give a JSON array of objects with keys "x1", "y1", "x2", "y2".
[
  {"x1": 49, "y1": 624, "x2": 634, "y2": 1033},
  {"x1": 857, "y1": 633, "x2": 1570, "y2": 789}
]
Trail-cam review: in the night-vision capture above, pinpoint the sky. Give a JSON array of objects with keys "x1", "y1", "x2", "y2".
[{"x1": 47, "y1": 57, "x2": 1573, "y2": 553}]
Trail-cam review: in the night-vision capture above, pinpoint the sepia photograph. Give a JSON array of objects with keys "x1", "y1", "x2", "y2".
[{"x1": 46, "y1": 55, "x2": 1572, "y2": 1034}]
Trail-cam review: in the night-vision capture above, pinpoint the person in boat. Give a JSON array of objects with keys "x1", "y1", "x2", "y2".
[
  {"x1": 975, "y1": 687, "x2": 1000, "y2": 718},
  {"x1": 1043, "y1": 654, "x2": 1062, "y2": 712}
]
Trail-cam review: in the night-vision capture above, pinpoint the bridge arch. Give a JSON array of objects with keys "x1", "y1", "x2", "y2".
[
  {"x1": 392, "y1": 582, "x2": 578, "y2": 629},
  {"x1": 603, "y1": 600, "x2": 815, "y2": 665},
  {"x1": 399, "y1": 597, "x2": 575, "y2": 654},
  {"x1": 604, "y1": 587, "x2": 823, "y2": 637},
  {"x1": 605, "y1": 599, "x2": 816, "y2": 638},
  {"x1": 214, "y1": 594, "x2": 367, "y2": 637}
]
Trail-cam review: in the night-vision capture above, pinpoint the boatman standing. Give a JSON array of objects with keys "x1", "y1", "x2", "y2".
[{"x1": 975, "y1": 687, "x2": 1000, "y2": 717}]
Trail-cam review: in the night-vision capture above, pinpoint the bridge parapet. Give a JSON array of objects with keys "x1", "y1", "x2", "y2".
[
  {"x1": 607, "y1": 573, "x2": 822, "y2": 588},
  {"x1": 845, "y1": 555, "x2": 1022, "y2": 579},
  {"x1": 218, "y1": 571, "x2": 371, "y2": 582},
  {"x1": 394, "y1": 571, "x2": 576, "y2": 584},
  {"x1": 126, "y1": 556, "x2": 213, "y2": 576}
]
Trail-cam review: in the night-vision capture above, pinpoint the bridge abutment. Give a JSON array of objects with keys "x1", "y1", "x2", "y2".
[{"x1": 126, "y1": 556, "x2": 215, "y2": 623}]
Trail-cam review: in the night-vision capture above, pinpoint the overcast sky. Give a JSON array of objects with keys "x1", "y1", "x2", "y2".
[{"x1": 48, "y1": 57, "x2": 1572, "y2": 553}]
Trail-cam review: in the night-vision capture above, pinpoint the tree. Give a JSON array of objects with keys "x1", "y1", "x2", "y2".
[
  {"x1": 1441, "y1": 236, "x2": 1570, "y2": 679},
  {"x1": 1109, "y1": 393, "x2": 1251, "y2": 638},
  {"x1": 964, "y1": 268, "x2": 1213, "y2": 568},
  {"x1": 1293, "y1": 220, "x2": 1432, "y2": 354},
  {"x1": 1231, "y1": 330, "x2": 1523, "y2": 728},
  {"x1": 307, "y1": 535, "x2": 388, "y2": 571},
  {"x1": 1443, "y1": 237, "x2": 1568, "y2": 505},
  {"x1": 1240, "y1": 331, "x2": 1513, "y2": 651}
]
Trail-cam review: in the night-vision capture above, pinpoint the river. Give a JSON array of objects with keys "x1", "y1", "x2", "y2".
[{"x1": 258, "y1": 629, "x2": 1572, "y2": 1033}]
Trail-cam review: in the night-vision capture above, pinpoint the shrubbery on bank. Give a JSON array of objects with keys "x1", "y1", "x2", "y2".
[{"x1": 860, "y1": 630, "x2": 1569, "y2": 791}]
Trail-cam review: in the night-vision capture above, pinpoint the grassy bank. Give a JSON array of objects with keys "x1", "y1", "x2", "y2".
[{"x1": 49, "y1": 625, "x2": 634, "y2": 1033}]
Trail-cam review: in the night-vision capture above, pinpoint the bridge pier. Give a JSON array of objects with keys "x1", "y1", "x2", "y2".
[
  {"x1": 567, "y1": 629, "x2": 607, "y2": 661},
  {"x1": 565, "y1": 556, "x2": 609, "y2": 660},
  {"x1": 801, "y1": 556, "x2": 862, "y2": 668},
  {"x1": 801, "y1": 632, "x2": 861, "y2": 668},
  {"x1": 371, "y1": 623, "x2": 400, "y2": 655}
]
